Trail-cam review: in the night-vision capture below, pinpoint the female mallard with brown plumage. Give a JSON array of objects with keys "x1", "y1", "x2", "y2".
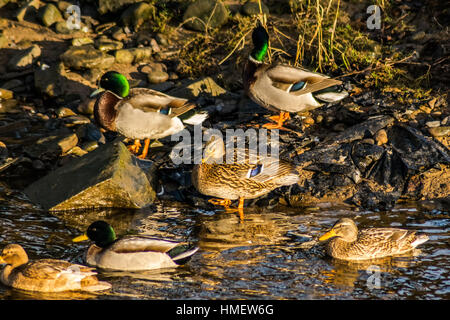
[
  {"x1": 93, "y1": 71, "x2": 208, "y2": 159},
  {"x1": 319, "y1": 218, "x2": 429, "y2": 261},
  {"x1": 0, "y1": 244, "x2": 111, "y2": 292},
  {"x1": 191, "y1": 136, "x2": 300, "y2": 220},
  {"x1": 243, "y1": 26, "x2": 347, "y2": 130}
]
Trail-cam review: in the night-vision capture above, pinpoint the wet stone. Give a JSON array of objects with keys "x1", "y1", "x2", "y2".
[
  {"x1": 94, "y1": 38, "x2": 123, "y2": 52},
  {"x1": 63, "y1": 115, "x2": 91, "y2": 126},
  {"x1": 24, "y1": 140, "x2": 156, "y2": 211},
  {"x1": 56, "y1": 107, "x2": 77, "y2": 118},
  {"x1": 426, "y1": 121, "x2": 441, "y2": 128}
]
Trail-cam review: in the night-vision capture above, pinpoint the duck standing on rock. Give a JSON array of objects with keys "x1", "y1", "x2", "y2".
[
  {"x1": 0, "y1": 244, "x2": 111, "y2": 292},
  {"x1": 92, "y1": 71, "x2": 208, "y2": 159},
  {"x1": 191, "y1": 136, "x2": 301, "y2": 221},
  {"x1": 243, "y1": 26, "x2": 348, "y2": 130},
  {"x1": 73, "y1": 221, "x2": 199, "y2": 271},
  {"x1": 319, "y1": 218, "x2": 429, "y2": 261}
]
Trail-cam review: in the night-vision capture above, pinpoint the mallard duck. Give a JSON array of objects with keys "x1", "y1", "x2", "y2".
[
  {"x1": 72, "y1": 221, "x2": 199, "y2": 271},
  {"x1": 93, "y1": 71, "x2": 208, "y2": 159},
  {"x1": 0, "y1": 244, "x2": 111, "y2": 292},
  {"x1": 191, "y1": 135, "x2": 300, "y2": 220},
  {"x1": 319, "y1": 218, "x2": 429, "y2": 261},
  {"x1": 243, "y1": 26, "x2": 347, "y2": 130}
]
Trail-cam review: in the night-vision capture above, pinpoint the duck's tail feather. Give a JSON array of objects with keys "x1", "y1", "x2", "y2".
[
  {"x1": 180, "y1": 110, "x2": 209, "y2": 125},
  {"x1": 168, "y1": 244, "x2": 199, "y2": 265},
  {"x1": 411, "y1": 234, "x2": 429, "y2": 248}
]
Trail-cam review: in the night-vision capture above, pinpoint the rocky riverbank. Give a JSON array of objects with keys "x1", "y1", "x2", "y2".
[{"x1": 0, "y1": 0, "x2": 448, "y2": 212}]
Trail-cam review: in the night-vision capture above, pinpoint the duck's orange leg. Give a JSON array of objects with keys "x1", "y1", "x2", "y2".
[
  {"x1": 128, "y1": 139, "x2": 141, "y2": 154},
  {"x1": 262, "y1": 112, "x2": 291, "y2": 130},
  {"x1": 137, "y1": 138, "x2": 150, "y2": 159},
  {"x1": 208, "y1": 198, "x2": 232, "y2": 209},
  {"x1": 237, "y1": 197, "x2": 245, "y2": 222}
]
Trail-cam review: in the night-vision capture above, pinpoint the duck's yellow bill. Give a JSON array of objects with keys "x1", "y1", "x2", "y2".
[
  {"x1": 319, "y1": 229, "x2": 337, "y2": 241},
  {"x1": 0, "y1": 256, "x2": 5, "y2": 264},
  {"x1": 72, "y1": 233, "x2": 89, "y2": 242}
]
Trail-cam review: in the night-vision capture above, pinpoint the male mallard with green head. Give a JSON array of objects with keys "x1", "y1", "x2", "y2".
[
  {"x1": 191, "y1": 136, "x2": 301, "y2": 221},
  {"x1": 319, "y1": 218, "x2": 429, "y2": 261},
  {"x1": 243, "y1": 26, "x2": 347, "y2": 130},
  {"x1": 93, "y1": 71, "x2": 208, "y2": 159},
  {"x1": 0, "y1": 244, "x2": 111, "y2": 292},
  {"x1": 73, "y1": 221, "x2": 199, "y2": 271}
]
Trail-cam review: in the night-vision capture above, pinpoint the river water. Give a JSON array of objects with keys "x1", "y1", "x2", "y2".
[{"x1": 0, "y1": 182, "x2": 448, "y2": 300}]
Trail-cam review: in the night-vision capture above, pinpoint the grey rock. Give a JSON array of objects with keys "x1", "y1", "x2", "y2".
[
  {"x1": 241, "y1": 0, "x2": 269, "y2": 16},
  {"x1": 120, "y1": 2, "x2": 155, "y2": 31},
  {"x1": 72, "y1": 37, "x2": 94, "y2": 47},
  {"x1": 183, "y1": 0, "x2": 229, "y2": 32},
  {"x1": 38, "y1": 3, "x2": 63, "y2": 27},
  {"x1": 60, "y1": 44, "x2": 115, "y2": 70},
  {"x1": 147, "y1": 70, "x2": 169, "y2": 84},
  {"x1": 8, "y1": 45, "x2": 41, "y2": 71},
  {"x1": 94, "y1": 37, "x2": 124, "y2": 52},
  {"x1": 97, "y1": 0, "x2": 142, "y2": 15},
  {"x1": 114, "y1": 47, "x2": 152, "y2": 64},
  {"x1": 24, "y1": 140, "x2": 156, "y2": 211}
]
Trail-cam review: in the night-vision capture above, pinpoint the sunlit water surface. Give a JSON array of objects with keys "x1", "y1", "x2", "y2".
[{"x1": 0, "y1": 184, "x2": 448, "y2": 300}]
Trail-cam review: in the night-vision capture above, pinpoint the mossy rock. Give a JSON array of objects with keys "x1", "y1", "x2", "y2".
[{"x1": 24, "y1": 140, "x2": 156, "y2": 211}]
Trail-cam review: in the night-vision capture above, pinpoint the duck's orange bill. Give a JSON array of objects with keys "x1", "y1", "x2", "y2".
[
  {"x1": 319, "y1": 229, "x2": 337, "y2": 241},
  {"x1": 72, "y1": 234, "x2": 89, "y2": 242},
  {"x1": 0, "y1": 256, "x2": 5, "y2": 264}
]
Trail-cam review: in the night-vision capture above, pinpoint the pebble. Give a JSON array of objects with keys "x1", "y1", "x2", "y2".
[
  {"x1": 56, "y1": 107, "x2": 77, "y2": 118},
  {"x1": 72, "y1": 38, "x2": 94, "y2": 47},
  {"x1": 374, "y1": 129, "x2": 388, "y2": 146},
  {"x1": 0, "y1": 88, "x2": 13, "y2": 100},
  {"x1": 428, "y1": 126, "x2": 450, "y2": 137},
  {"x1": 81, "y1": 141, "x2": 99, "y2": 152},
  {"x1": 63, "y1": 115, "x2": 91, "y2": 126},
  {"x1": 425, "y1": 120, "x2": 441, "y2": 128},
  {"x1": 67, "y1": 146, "x2": 88, "y2": 157},
  {"x1": 361, "y1": 138, "x2": 375, "y2": 144},
  {"x1": 315, "y1": 115, "x2": 323, "y2": 124},
  {"x1": 155, "y1": 33, "x2": 168, "y2": 46},
  {"x1": 94, "y1": 38, "x2": 123, "y2": 52},
  {"x1": 147, "y1": 70, "x2": 169, "y2": 84},
  {"x1": 303, "y1": 117, "x2": 315, "y2": 125}
]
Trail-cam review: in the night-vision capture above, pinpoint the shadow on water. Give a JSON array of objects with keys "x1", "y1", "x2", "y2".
[{"x1": 0, "y1": 181, "x2": 449, "y2": 299}]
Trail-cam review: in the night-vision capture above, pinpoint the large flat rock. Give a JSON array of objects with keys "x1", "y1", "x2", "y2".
[{"x1": 24, "y1": 140, "x2": 155, "y2": 211}]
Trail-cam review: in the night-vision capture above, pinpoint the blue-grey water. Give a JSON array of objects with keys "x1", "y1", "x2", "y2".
[{"x1": 0, "y1": 183, "x2": 448, "y2": 300}]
